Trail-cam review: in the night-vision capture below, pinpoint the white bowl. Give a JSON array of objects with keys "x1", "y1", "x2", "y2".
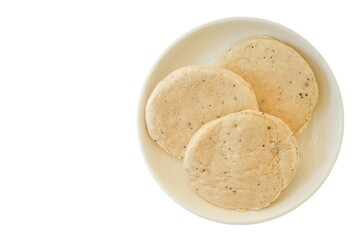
[{"x1": 138, "y1": 17, "x2": 344, "y2": 224}]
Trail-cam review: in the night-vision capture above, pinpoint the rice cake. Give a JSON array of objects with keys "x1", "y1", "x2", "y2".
[
  {"x1": 183, "y1": 110, "x2": 299, "y2": 210},
  {"x1": 145, "y1": 65, "x2": 259, "y2": 159},
  {"x1": 218, "y1": 37, "x2": 319, "y2": 135}
]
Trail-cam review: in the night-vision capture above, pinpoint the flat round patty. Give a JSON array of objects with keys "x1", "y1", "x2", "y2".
[
  {"x1": 145, "y1": 65, "x2": 259, "y2": 159},
  {"x1": 218, "y1": 37, "x2": 319, "y2": 135},
  {"x1": 184, "y1": 110, "x2": 299, "y2": 210}
]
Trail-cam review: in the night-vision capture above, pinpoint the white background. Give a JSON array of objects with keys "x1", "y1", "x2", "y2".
[{"x1": 0, "y1": 0, "x2": 359, "y2": 239}]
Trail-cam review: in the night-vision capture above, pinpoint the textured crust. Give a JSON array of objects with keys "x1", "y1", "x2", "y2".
[
  {"x1": 218, "y1": 37, "x2": 319, "y2": 135},
  {"x1": 145, "y1": 65, "x2": 259, "y2": 159},
  {"x1": 183, "y1": 110, "x2": 299, "y2": 210}
]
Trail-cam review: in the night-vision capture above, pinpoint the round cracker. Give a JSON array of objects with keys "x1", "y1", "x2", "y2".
[
  {"x1": 145, "y1": 65, "x2": 259, "y2": 159},
  {"x1": 183, "y1": 110, "x2": 299, "y2": 210},
  {"x1": 218, "y1": 37, "x2": 319, "y2": 135}
]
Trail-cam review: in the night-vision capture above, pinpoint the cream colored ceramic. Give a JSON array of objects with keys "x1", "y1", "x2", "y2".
[{"x1": 138, "y1": 17, "x2": 343, "y2": 224}]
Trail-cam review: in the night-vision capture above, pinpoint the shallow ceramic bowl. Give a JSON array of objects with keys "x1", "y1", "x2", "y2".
[{"x1": 138, "y1": 17, "x2": 344, "y2": 224}]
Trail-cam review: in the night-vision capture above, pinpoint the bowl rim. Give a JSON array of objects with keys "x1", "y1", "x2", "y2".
[{"x1": 137, "y1": 17, "x2": 344, "y2": 224}]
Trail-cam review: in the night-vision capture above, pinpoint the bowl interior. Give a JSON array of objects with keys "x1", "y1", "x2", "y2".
[{"x1": 138, "y1": 18, "x2": 343, "y2": 224}]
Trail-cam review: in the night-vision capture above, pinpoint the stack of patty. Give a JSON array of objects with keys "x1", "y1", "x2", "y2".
[{"x1": 145, "y1": 37, "x2": 319, "y2": 210}]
